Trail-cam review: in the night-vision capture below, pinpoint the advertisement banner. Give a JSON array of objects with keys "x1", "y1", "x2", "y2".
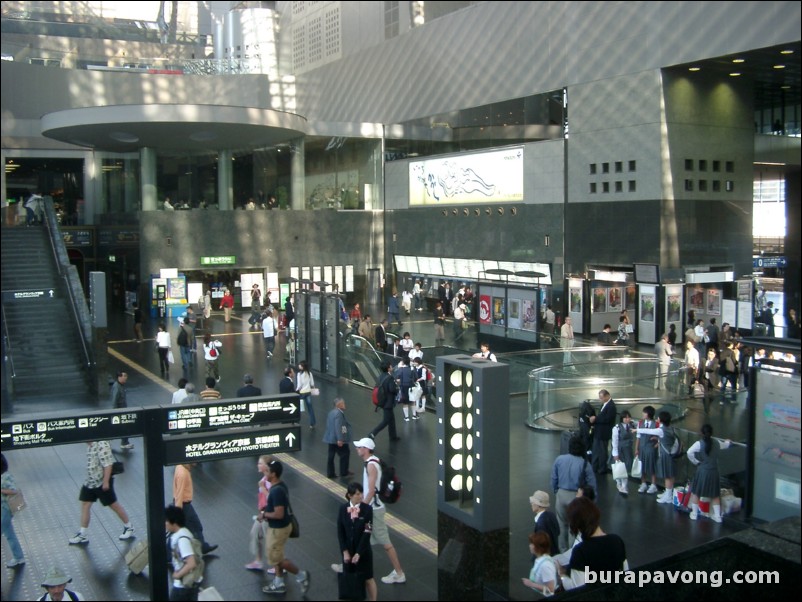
[{"x1": 479, "y1": 295, "x2": 492, "y2": 324}]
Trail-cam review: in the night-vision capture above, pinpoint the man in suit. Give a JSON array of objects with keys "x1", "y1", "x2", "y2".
[
  {"x1": 279, "y1": 367, "x2": 295, "y2": 394},
  {"x1": 389, "y1": 338, "x2": 404, "y2": 360},
  {"x1": 375, "y1": 319, "x2": 389, "y2": 353},
  {"x1": 237, "y1": 374, "x2": 262, "y2": 398},
  {"x1": 589, "y1": 389, "x2": 617, "y2": 474},
  {"x1": 653, "y1": 334, "x2": 674, "y2": 390}
]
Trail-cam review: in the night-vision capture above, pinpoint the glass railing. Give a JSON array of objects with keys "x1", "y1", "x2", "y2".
[{"x1": 527, "y1": 356, "x2": 688, "y2": 431}]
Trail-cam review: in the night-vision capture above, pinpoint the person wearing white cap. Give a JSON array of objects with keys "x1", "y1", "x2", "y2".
[
  {"x1": 530, "y1": 490, "x2": 560, "y2": 557},
  {"x1": 352, "y1": 438, "x2": 406, "y2": 586},
  {"x1": 38, "y1": 566, "x2": 84, "y2": 601}
]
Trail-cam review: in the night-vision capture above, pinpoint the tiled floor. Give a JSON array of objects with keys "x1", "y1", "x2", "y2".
[{"x1": 1, "y1": 306, "x2": 752, "y2": 601}]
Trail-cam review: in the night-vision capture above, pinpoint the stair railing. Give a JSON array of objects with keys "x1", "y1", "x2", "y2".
[{"x1": 41, "y1": 198, "x2": 95, "y2": 374}]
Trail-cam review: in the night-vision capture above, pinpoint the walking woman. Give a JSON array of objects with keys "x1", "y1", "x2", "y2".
[
  {"x1": 296, "y1": 361, "x2": 317, "y2": 429},
  {"x1": 203, "y1": 333, "x2": 223, "y2": 382},
  {"x1": 1, "y1": 453, "x2": 26, "y2": 568},
  {"x1": 156, "y1": 322, "x2": 172, "y2": 376},
  {"x1": 686, "y1": 424, "x2": 731, "y2": 523}
]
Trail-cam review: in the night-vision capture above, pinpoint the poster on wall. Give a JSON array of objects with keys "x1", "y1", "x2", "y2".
[
  {"x1": 492, "y1": 297, "x2": 506, "y2": 326},
  {"x1": 641, "y1": 293, "x2": 655, "y2": 321},
  {"x1": 592, "y1": 287, "x2": 607, "y2": 313},
  {"x1": 688, "y1": 286, "x2": 704, "y2": 312},
  {"x1": 608, "y1": 287, "x2": 623, "y2": 313},
  {"x1": 508, "y1": 299, "x2": 521, "y2": 330},
  {"x1": 569, "y1": 287, "x2": 582, "y2": 314},
  {"x1": 667, "y1": 294, "x2": 681, "y2": 323},
  {"x1": 706, "y1": 289, "x2": 721, "y2": 316},
  {"x1": 522, "y1": 299, "x2": 537, "y2": 331},
  {"x1": 479, "y1": 295, "x2": 492, "y2": 324},
  {"x1": 737, "y1": 281, "x2": 751, "y2": 303},
  {"x1": 626, "y1": 285, "x2": 637, "y2": 311}
]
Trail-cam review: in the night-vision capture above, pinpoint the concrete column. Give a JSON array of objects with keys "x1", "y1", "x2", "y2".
[
  {"x1": 291, "y1": 137, "x2": 305, "y2": 210},
  {"x1": 124, "y1": 157, "x2": 139, "y2": 211},
  {"x1": 218, "y1": 150, "x2": 233, "y2": 210},
  {"x1": 140, "y1": 147, "x2": 157, "y2": 211}
]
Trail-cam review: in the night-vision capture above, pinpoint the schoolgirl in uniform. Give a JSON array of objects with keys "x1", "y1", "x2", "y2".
[
  {"x1": 611, "y1": 410, "x2": 634, "y2": 496},
  {"x1": 635, "y1": 411, "x2": 679, "y2": 504},
  {"x1": 635, "y1": 406, "x2": 659, "y2": 495},
  {"x1": 686, "y1": 424, "x2": 731, "y2": 523}
]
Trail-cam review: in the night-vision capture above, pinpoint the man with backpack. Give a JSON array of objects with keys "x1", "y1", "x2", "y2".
[
  {"x1": 368, "y1": 362, "x2": 401, "y2": 442},
  {"x1": 353, "y1": 438, "x2": 406, "y2": 585},
  {"x1": 165, "y1": 504, "x2": 202, "y2": 601}
]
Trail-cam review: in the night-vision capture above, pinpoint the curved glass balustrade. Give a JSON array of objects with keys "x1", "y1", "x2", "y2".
[{"x1": 527, "y1": 355, "x2": 688, "y2": 431}]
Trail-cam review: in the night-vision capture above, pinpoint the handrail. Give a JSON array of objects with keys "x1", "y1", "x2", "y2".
[
  {"x1": 2, "y1": 303, "x2": 16, "y2": 379},
  {"x1": 41, "y1": 198, "x2": 93, "y2": 370}
]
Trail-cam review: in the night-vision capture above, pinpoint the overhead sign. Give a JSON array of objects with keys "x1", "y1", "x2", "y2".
[
  {"x1": 201, "y1": 256, "x2": 237, "y2": 266},
  {"x1": 162, "y1": 425, "x2": 302, "y2": 465},
  {"x1": 1, "y1": 409, "x2": 142, "y2": 450},
  {"x1": 753, "y1": 256, "x2": 787, "y2": 269},
  {"x1": 162, "y1": 394, "x2": 300, "y2": 433},
  {"x1": 2, "y1": 289, "x2": 56, "y2": 302}
]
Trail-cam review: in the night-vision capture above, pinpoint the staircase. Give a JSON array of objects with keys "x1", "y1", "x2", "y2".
[{"x1": 1, "y1": 225, "x2": 94, "y2": 409}]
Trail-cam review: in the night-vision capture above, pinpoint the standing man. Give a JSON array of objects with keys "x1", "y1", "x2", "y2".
[
  {"x1": 38, "y1": 566, "x2": 85, "y2": 601},
  {"x1": 260, "y1": 460, "x2": 311, "y2": 595},
  {"x1": 178, "y1": 318, "x2": 193, "y2": 378},
  {"x1": 218, "y1": 288, "x2": 234, "y2": 323},
  {"x1": 597, "y1": 323, "x2": 614, "y2": 346},
  {"x1": 368, "y1": 362, "x2": 400, "y2": 442},
  {"x1": 413, "y1": 280, "x2": 422, "y2": 312},
  {"x1": 110, "y1": 371, "x2": 134, "y2": 450},
  {"x1": 387, "y1": 290, "x2": 402, "y2": 327},
  {"x1": 173, "y1": 463, "x2": 218, "y2": 555},
  {"x1": 654, "y1": 333, "x2": 674, "y2": 390},
  {"x1": 560, "y1": 317, "x2": 575, "y2": 365},
  {"x1": 237, "y1": 374, "x2": 262, "y2": 397},
  {"x1": 323, "y1": 398, "x2": 353, "y2": 479},
  {"x1": 200, "y1": 377, "x2": 222, "y2": 400},
  {"x1": 165, "y1": 505, "x2": 201, "y2": 601},
  {"x1": 550, "y1": 436, "x2": 596, "y2": 552},
  {"x1": 354, "y1": 438, "x2": 406, "y2": 585},
  {"x1": 279, "y1": 366, "x2": 295, "y2": 394},
  {"x1": 171, "y1": 379, "x2": 189, "y2": 404},
  {"x1": 375, "y1": 319, "x2": 389, "y2": 353},
  {"x1": 249, "y1": 284, "x2": 262, "y2": 328},
  {"x1": 132, "y1": 302, "x2": 144, "y2": 342},
  {"x1": 589, "y1": 389, "x2": 617, "y2": 474},
  {"x1": 433, "y1": 302, "x2": 446, "y2": 347},
  {"x1": 68, "y1": 441, "x2": 134, "y2": 544}
]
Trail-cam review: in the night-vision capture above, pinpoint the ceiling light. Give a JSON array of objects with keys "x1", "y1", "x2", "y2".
[
  {"x1": 732, "y1": 58, "x2": 745, "y2": 63},
  {"x1": 773, "y1": 64, "x2": 786, "y2": 69},
  {"x1": 688, "y1": 66, "x2": 701, "y2": 72},
  {"x1": 780, "y1": 49, "x2": 794, "y2": 55},
  {"x1": 729, "y1": 72, "x2": 741, "y2": 77}
]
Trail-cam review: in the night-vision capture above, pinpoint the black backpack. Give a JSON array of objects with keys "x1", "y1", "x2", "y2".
[
  {"x1": 177, "y1": 327, "x2": 188, "y2": 347},
  {"x1": 367, "y1": 458, "x2": 402, "y2": 504}
]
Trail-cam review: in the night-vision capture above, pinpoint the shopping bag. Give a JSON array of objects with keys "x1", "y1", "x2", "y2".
[
  {"x1": 630, "y1": 457, "x2": 642, "y2": 479},
  {"x1": 167, "y1": 349, "x2": 175, "y2": 364},
  {"x1": 338, "y1": 564, "x2": 366, "y2": 600},
  {"x1": 311, "y1": 388, "x2": 320, "y2": 396},
  {"x1": 611, "y1": 461, "x2": 628, "y2": 480},
  {"x1": 8, "y1": 490, "x2": 26, "y2": 514}
]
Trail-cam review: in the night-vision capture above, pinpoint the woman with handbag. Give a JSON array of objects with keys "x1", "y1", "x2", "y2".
[
  {"x1": 1, "y1": 453, "x2": 25, "y2": 568},
  {"x1": 337, "y1": 482, "x2": 376, "y2": 601},
  {"x1": 296, "y1": 361, "x2": 317, "y2": 429}
]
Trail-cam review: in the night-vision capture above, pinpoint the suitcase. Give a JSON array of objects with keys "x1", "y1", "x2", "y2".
[
  {"x1": 560, "y1": 430, "x2": 576, "y2": 455},
  {"x1": 125, "y1": 539, "x2": 149, "y2": 574}
]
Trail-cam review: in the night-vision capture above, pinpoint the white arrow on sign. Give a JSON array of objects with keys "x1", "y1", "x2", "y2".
[
  {"x1": 283, "y1": 403, "x2": 298, "y2": 414},
  {"x1": 285, "y1": 432, "x2": 296, "y2": 446},
  {"x1": 49, "y1": 290, "x2": 54, "y2": 297}
]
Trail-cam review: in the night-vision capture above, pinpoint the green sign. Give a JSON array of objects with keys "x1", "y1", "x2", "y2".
[{"x1": 201, "y1": 256, "x2": 236, "y2": 266}]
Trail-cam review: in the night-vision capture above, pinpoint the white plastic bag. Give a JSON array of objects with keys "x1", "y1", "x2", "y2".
[
  {"x1": 630, "y1": 457, "x2": 642, "y2": 479},
  {"x1": 612, "y1": 460, "x2": 628, "y2": 480}
]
